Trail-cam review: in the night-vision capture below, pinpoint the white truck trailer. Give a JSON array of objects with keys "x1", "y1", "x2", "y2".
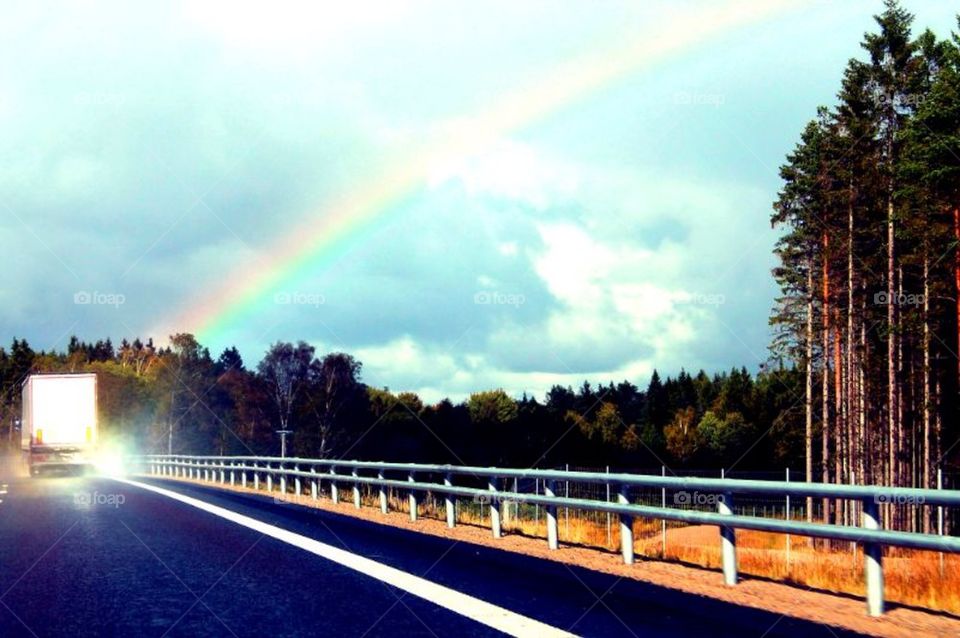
[{"x1": 21, "y1": 373, "x2": 98, "y2": 476}]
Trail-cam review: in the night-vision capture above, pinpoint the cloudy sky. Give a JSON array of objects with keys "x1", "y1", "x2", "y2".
[{"x1": 1, "y1": 1, "x2": 956, "y2": 402}]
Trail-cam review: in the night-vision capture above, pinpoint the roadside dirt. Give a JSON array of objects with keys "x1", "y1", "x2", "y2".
[{"x1": 153, "y1": 475, "x2": 960, "y2": 638}]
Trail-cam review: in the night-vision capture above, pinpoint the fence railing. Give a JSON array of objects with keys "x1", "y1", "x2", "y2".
[{"x1": 133, "y1": 454, "x2": 960, "y2": 617}]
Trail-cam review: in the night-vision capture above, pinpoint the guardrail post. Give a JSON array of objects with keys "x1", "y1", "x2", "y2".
[
  {"x1": 220, "y1": 463, "x2": 225, "y2": 484},
  {"x1": 280, "y1": 462, "x2": 287, "y2": 494},
  {"x1": 545, "y1": 479, "x2": 558, "y2": 550},
  {"x1": 939, "y1": 468, "x2": 945, "y2": 578},
  {"x1": 241, "y1": 464, "x2": 247, "y2": 488},
  {"x1": 444, "y1": 473, "x2": 455, "y2": 528},
  {"x1": 618, "y1": 483, "x2": 634, "y2": 565},
  {"x1": 294, "y1": 465, "x2": 301, "y2": 497},
  {"x1": 266, "y1": 464, "x2": 273, "y2": 492},
  {"x1": 254, "y1": 464, "x2": 259, "y2": 490},
  {"x1": 489, "y1": 477, "x2": 501, "y2": 538},
  {"x1": 408, "y1": 472, "x2": 418, "y2": 522},
  {"x1": 330, "y1": 467, "x2": 339, "y2": 503},
  {"x1": 203, "y1": 461, "x2": 209, "y2": 482},
  {"x1": 785, "y1": 467, "x2": 791, "y2": 569},
  {"x1": 353, "y1": 469, "x2": 361, "y2": 509},
  {"x1": 863, "y1": 498, "x2": 884, "y2": 616},
  {"x1": 719, "y1": 492, "x2": 737, "y2": 585},
  {"x1": 230, "y1": 463, "x2": 235, "y2": 486},
  {"x1": 378, "y1": 471, "x2": 388, "y2": 514},
  {"x1": 311, "y1": 467, "x2": 318, "y2": 500}
]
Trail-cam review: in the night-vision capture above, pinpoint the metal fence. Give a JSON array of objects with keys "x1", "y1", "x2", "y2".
[{"x1": 134, "y1": 454, "x2": 960, "y2": 617}]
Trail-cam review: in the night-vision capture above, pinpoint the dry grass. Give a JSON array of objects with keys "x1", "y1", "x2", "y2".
[{"x1": 451, "y1": 504, "x2": 960, "y2": 614}]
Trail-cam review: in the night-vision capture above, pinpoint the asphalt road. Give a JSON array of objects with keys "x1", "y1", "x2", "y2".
[{"x1": 0, "y1": 462, "x2": 869, "y2": 637}]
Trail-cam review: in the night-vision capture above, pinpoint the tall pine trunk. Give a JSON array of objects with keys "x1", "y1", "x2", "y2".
[
  {"x1": 955, "y1": 208, "x2": 960, "y2": 382},
  {"x1": 805, "y1": 257, "x2": 815, "y2": 523},
  {"x1": 922, "y1": 255, "x2": 930, "y2": 532},
  {"x1": 846, "y1": 194, "x2": 858, "y2": 524},
  {"x1": 821, "y1": 234, "x2": 832, "y2": 523},
  {"x1": 886, "y1": 195, "x2": 897, "y2": 529}
]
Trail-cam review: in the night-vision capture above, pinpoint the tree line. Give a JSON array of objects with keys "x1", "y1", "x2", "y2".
[
  {"x1": 0, "y1": 335, "x2": 808, "y2": 474},
  {"x1": 772, "y1": 1, "x2": 960, "y2": 530}
]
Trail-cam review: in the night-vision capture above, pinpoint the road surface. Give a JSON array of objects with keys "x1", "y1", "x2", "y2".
[{"x1": 0, "y1": 462, "x2": 867, "y2": 637}]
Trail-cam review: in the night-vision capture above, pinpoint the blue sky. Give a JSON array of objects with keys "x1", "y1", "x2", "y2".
[{"x1": 1, "y1": 1, "x2": 957, "y2": 401}]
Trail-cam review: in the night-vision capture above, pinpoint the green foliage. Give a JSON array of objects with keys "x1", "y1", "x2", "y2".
[
  {"x1": 664, "y1": 406, "x2": 700, "y2": 463},
  {"x1": 467, "y1": 389, "x2": 518, "y2": 425}
]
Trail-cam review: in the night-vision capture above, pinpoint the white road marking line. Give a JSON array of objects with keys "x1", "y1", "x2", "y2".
[{"x1": 113, "y1": 477, "x2": 577, "y2": 638}]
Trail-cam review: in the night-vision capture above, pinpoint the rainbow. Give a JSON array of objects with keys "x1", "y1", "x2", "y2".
[{"x1": 161, "y1": 0, "x2": 807, "y2": 347}]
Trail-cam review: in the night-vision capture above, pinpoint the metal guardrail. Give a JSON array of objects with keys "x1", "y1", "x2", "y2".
[{"x1": 135, "y1": 454, "x2": 960, "y2": 617}]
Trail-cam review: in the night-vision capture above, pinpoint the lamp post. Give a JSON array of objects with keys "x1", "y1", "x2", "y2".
[{"x1": 276, "y1": 429, "x2": 292, "y2": 458}]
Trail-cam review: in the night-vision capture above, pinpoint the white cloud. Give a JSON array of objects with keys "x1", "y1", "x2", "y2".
[
  {"x1": 339, "y1": 139, "x2": 769, "y2": 399},
  {"x1": 428, "y1": 140, "x2": 581, "y2": 210}
]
